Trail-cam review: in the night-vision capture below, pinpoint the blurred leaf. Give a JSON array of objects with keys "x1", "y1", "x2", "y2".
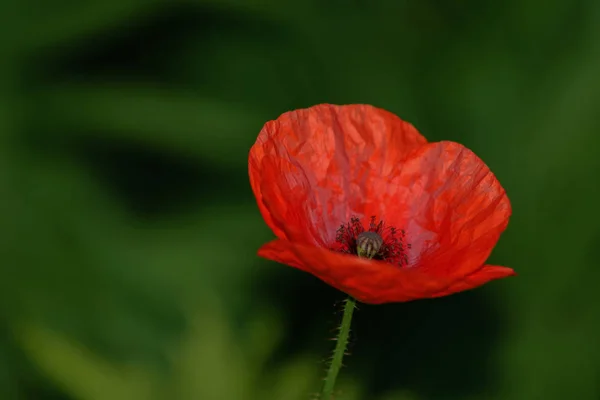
[
  {"x1": 4, "y1": 153, "x2": 188, "y2": 366},
  {"x1": 35, "y1": 84, "x2": 266, "y2": 168},
  {"x1": 169, "y1": 313, "x2": 249, "y2": 399},
  {"x1": 17, "y1": 322, "x2": 157, "y2": 400},
  {"x1": 260, "y1": 355, "x2": 321, "y2": 400},
  {"x1": 23, "y1": 0, "x2": 160, "y2": 53},
  {"x1": 183, "y1": 0, "x2": 316, "y2": 24},
  {"x1": 18, "y1": 299, "x2": 330, "y2": 400}
]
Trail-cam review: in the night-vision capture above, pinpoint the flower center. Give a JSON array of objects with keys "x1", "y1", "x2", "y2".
[
  {"x1": 334, "y1": 216, "x2": 411, "y2": 267},
  {"x1": 356, "y1": 231, "x2": 383, "y2": 259}
]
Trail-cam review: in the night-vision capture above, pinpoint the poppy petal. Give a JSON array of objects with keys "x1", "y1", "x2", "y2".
[
  {"x1": 259, "y1": 239, "x2": 472, "y2": 304},
  {"x1": 381, "y1": 141, "x2": 511, "y2": 280},
  {"x1": 430, "y1": 265, "x2": 516, "y2": 298},
  {"x1": 248, "y1": 104, "x2": 427, "y2": 246},
  {"x1": 257, "y1": 239, "x2": 304, "y2": 270}
]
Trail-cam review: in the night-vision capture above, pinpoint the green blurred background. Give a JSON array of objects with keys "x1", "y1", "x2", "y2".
[{"x1": 2, "y1": 0, "x2": 600, "y2": 399}]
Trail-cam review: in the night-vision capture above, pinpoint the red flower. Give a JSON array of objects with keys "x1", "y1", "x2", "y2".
[{"x1": 249, "y1": 104, "x2": 514, "y2": 304}]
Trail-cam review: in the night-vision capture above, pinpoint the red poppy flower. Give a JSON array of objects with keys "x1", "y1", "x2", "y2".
[{"x1": 249, "y1": 104, "x2": 514, "y2": 304}]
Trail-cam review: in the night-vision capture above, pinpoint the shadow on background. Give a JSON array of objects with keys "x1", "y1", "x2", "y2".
[{"x1": 261, "y1": 272, "x2": 507, "y2": 399}]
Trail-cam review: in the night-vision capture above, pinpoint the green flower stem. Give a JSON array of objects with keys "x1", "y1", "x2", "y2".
[{"x1": 320, "y1": 297, "x2": 356, "y2": 400}]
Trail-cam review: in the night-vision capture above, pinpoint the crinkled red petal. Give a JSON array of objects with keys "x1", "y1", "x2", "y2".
[
  {"x1": 248, "y1": 104, "x2": 427, "y2": 245},
  {"x1": 258, "y1": 240, "x2": 513, "y2": 304},
  {"x1": 430, "y1": 265, "x2": 516, "y2": 298},
  {"x1": 383, "y1": 140, "x2": 511, "y2": 278}
]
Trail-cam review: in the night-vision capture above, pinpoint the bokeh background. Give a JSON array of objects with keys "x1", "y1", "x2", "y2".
[{"x1": 2, "y1": 1, "x2": 600, "y2": 399}]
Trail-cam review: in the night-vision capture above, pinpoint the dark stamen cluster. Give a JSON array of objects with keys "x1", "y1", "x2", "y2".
[{"x1": 334, "y1": 216, "x2": 411, "y2": 267}]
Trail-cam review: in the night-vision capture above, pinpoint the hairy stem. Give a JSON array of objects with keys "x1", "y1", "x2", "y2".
[{"x1": 320, "y1": 297, "x2": 356, "y2": 400}]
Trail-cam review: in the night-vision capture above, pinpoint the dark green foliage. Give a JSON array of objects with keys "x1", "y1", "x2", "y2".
[{"x1": 1, "y1": 1, "x2": 600, "y2": 399}]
